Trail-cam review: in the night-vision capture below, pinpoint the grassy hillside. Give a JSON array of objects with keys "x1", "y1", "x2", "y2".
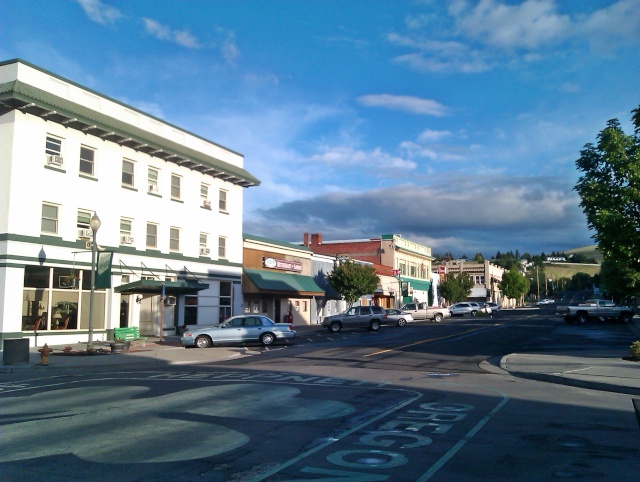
[
  {"x1": 544, "y1": 263, "x2": 600, "y2": 280},
  {"x1": 563, "y1": 244, "x2": 603, "y2": 263}
]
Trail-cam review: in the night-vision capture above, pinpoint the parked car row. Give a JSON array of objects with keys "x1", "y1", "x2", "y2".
[{"x1": 180, "y1": 301, "x2": 503, "y2": 347}]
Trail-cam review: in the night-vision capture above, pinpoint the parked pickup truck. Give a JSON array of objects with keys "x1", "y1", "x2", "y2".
[
  {"x1": 400, "y1": 302, "x2": 451, "y2": 323},
  {"x1": 556, "y1": 299, "x2": 634, "y2": 324}
]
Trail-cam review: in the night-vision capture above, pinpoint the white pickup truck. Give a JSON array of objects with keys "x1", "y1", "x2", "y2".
[
  {"x1": 556, "y1": 299, "x2": 634, "y2": 324},
  {"x1": 400, "y1": 302, "x2": 451, "y2": 323}
]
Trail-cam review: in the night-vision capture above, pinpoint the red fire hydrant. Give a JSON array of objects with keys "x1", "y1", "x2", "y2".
[{"x1": 38, "y1": 343, "x2": 53, "y2": 365}]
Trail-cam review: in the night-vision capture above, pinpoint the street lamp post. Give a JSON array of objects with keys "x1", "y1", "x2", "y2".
[{"x1": 87, "y1": 213, "x2": 101, "y2": 352}]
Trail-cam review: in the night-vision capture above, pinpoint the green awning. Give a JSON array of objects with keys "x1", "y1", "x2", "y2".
[
  {"x1": 401, "y1": 278, "x2": 431, "y2": 291},
  {"x1": 115, "y1": 279, "x2": 209, "y2": 295},
  {"x1": 244, "y1": 269, "x2": 325, "y2": 296}
]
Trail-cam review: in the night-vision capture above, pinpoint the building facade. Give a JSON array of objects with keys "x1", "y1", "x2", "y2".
[
  {"x1": 242, "y1": 234, "x2": 324, "y2": 325},
  {"x1": 438, "y1": 260, "x2": 506, "y2": 306},
  {"x1": 302, "y1": 232, "x2": 435, "y2": 308},
  {"x1": 0, "y1": 59, "x2": 259, "y2": 346}
]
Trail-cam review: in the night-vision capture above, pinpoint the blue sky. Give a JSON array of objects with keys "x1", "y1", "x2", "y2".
[{"x1": 2, "y1": 0, "x2": 639, "y2": 257}]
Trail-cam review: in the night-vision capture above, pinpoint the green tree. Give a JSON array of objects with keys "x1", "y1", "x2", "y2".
[
  {"x1": 574, "y1": 105, "x2": 640, "y2": 290},
  {"x1": 325, "y1": 260, "x2": 380, "y2": 307},
  {"x1": 600, "y1": 258, "x2": 638, "y2": 301},
  {"x1": 500, "y1": 267, "x2": 530, "y2": 306},
  {"x1": 439, "y1": 272, "x2": 474, "y2": 304},
  {"x1": 473, "y1": 252, "x2": 484, "y2": 262}
]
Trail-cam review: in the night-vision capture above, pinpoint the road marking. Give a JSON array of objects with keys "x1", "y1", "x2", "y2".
[
  {"x1": 364, "y1": 327, "x2": 488, "y2": 357},
  {"x1": 364, "y1": 318, "x2": 525, "y2": 357},
  {"x1": 416, "y1": 387, "x2": 510, "y2": 482}
]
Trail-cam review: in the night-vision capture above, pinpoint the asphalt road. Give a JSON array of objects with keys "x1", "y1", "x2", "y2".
[{"x1": 2, "y1": 309, "x2": 639, "y2": 481}]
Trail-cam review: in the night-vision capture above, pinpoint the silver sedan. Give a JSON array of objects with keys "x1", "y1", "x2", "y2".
[
  {"x1": 384, "y1": 309, "x2": 414, "y2": 327},
  {"x1": 181, "y1": 315, "x2": 297, "y2": 348}
]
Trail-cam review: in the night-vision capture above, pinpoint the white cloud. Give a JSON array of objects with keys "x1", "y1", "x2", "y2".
[
  {"x1": 143, "y1": 18, "x2": 200, "y2": 48},
  {"x1": 357, "y1": 94, "x2": 450, "y2": 116},
  {"x1": 418, "y1": 128, "x2": 453, "y2": 143},
  {"x1": 222, "y1": 36, "x2": 242, "y2": 65},
  {"x1": 308, "y1": 146, "x2": 417, "y2": 171},
  {"x1": 76, "y1": 0, "x2": 122, "y2": 25},
  {"x1": 579, "y1": 0, "x2": 640, "y2": 50},
  {"x1": 449, "y1": 0, "x2": 571, "y2": 50}
]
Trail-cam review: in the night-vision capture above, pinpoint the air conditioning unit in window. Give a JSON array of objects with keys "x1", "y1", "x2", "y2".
[
  {"x1": 120, "y1": 235, "x2": 134, "y2": 245},
  {"x1": 199, "y1": 247, "x2": 210, "y2": 256},
  {"x1": 78, "y1": 228, "x2": 92, "y2": 239},
  {"x1": 202, "y1": 199, "x2": 212, "y2": 209},
  {"x1": 46, "y1": 155, "x2": 63, "y2": 167},
  {"x1": 165, "y1": 295, "x2": 177, "y2": 306},
  {"x1": 148, "y1": 184, "x2": 158, "y2": 193}
]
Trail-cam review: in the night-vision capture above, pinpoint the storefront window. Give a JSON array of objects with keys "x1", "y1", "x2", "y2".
[
  {"x1": 184, "y1": 296, "x2": 198, "y2": 325},
  {"x1": 22, "y1": 266, "x2": 105, "y2": 332},
  {"x1": 22, "y1": 288, "x2": 49, "y2": 331}
]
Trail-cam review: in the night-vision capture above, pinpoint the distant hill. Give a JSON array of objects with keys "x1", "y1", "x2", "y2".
[
  {"x1": 563, "y1": 245, "x2": 603, "y2": 263},
  {"x1": 543, "y1": 245, "x2": 602, "y2": 280}
]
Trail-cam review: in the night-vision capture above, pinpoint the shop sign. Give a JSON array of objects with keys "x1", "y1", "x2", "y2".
[
  {"x1": 438, "y1": 265, "x2": 446, "y2": 274},
  {"x1": 263, "y1": 257, "x2": 302, "y2": 272}
]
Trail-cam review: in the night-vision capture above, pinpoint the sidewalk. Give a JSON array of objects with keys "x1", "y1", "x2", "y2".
[
  {"x1": 500, "y1": 318, "x2": 640, "y2": 396},
  {"x1": 2, "y1": 323, "x2": 639, "y2": 397},
  {"x1": 0, "y1": 336, "x2": 260, "y2": 374}
]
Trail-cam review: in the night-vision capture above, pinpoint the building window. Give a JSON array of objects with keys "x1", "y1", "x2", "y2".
[
  {"x1": 46, "y1": 135, "x2": 62, "y2": 156},
  {"x1": 171, "y1": 174, "x2": 181, "y2": 200},
  {"x1": 146, "y1": 223, "x2": 158, "y2": 248},
  {"x1": 170, "y1": 227, "x2": 180, "y2": 251},
  {"x1": 218, "y1": 236, "x2": 227, "y2": 259},
  {"x1": 219, "y1": 189, "x2": 227, "y2": 212},
  {"x1": 148, "y1": 167, "x2": 159, "y2": 193},
  {"x1": 219, "y1": 282, "x2": 232, "y2": 320},
  {"x1": 77, "y1": 209, "x2": 91, "y2": 230},
  {"x1": 120, "y1": 218, "x2": 133, "y2": 245},
  {"x1": 41, "y1": 203, "x2": 58, "y2": 234},
  {"x1": 201, "y1": 184, "x2": 210, "y2": 208},
  {"x1": 399, "y1": 262, "x2": 407, "y2": 276},
  {"x1": 79, "y1": 146, "x2": 95, "y2": 176},
  {"x1": 122, "y1": 159, "x2": 135, "y2": 187},
  {"x1": 184, "y1": 296, "x2": 198, "y2": 325}
]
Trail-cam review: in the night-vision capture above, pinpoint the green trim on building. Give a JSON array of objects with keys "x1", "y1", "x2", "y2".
[{"x1": 401, "y1": 277, "x2": 432, "y2": 291}]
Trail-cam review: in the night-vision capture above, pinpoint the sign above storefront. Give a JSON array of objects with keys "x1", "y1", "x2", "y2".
[{"x1": 263, "y1": 257, "x2": 303, "y2": 272}]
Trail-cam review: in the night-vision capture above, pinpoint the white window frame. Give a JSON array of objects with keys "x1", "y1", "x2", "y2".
[
  {"x1": 218, "y1": 236, "x2": 227, "y2": 259},
  {"x1": 171, "y1": 174, "x2": 181, "y2": 200},
  {"x1": 122, "y1": 159, "x2": 135, "y2": 187},
  {"x1": 41, "y1": 203, "x2": 59, "y2": 234},
  {"x1": 148, "y1": 167, "x2": 159, "y2": 193},
  {"x1": 146, "y1": 223, "x2": 158, "y2": 248},
  {"x1": 169, "y1": 227, "x2": 180, "y2": 252},
  {"x1": 219, "y1": 189, "x2": 227, "y2": 212},
  {"x1": 79, "y1": 145, "x2": 95, "y2": 176},
  {"x1": 45, "y1": 135, "x2": 62, "y2": 157}
]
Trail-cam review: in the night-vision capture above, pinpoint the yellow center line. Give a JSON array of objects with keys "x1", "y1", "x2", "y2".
[{"x1": 364, "y1": 325, "x2": 492, "y2": 357}]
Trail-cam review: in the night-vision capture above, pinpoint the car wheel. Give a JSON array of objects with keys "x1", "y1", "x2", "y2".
[
  {"x1": 329, "y1": 322, "x2": 341, "y2": 333},
  {"x1": 470, "y1": 310, "x2": 477, "y2": 317},
  {"x1": 369, "y1": 320, "x2": 381, "y2": 331},
  {"x1": 397, "y1": 318, "x2": 407, "y2": 327},
  {"x1": 434, "y1": 313, "x2": 443, "y2": 323},
  {"x1": 260, "y1": 332, "x2": 275, "y2": 346},
  {"x1": 577, "y1": 312, "x2": 588, "y2": 324},
  {"x1": 620, "y1": 312, "x2": 633, "y2": 324},
  {"x1": 195, "y1": 335, "x2": 212, "y2": 348}
]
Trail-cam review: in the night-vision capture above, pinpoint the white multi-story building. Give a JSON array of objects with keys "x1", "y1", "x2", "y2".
[{"x1": 0, "y1": 59, "x2": 259, "y2": 347}]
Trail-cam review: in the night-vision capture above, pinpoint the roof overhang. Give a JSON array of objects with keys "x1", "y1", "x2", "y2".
[
  {"x1": 115, "y1": 280, "x2": 209, "y2": 295},
  {"x1": 244, "y1": 269, "x2": 325, "y2": 296}
]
